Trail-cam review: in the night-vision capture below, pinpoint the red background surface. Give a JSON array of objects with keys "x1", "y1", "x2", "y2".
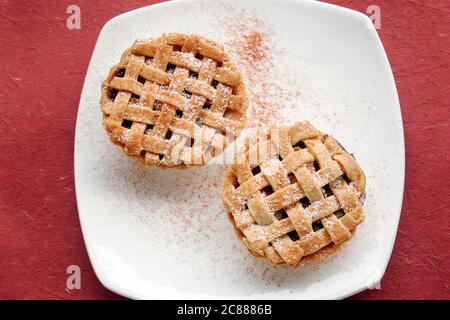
[{"x1": 1, "y1": 0, "x2": 449, "y2": 300}]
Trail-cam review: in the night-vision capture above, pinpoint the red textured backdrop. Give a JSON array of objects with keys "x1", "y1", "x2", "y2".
[{"x1": 0, "y1": 0, "x2": 449, "y2": 300}]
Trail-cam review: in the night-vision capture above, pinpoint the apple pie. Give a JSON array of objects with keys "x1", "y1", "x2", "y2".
[
  {"x1": 221, "y1": 121, "x2": 366, "y2": 267},
  {"x1": 100, "y1": 33, "x2": 248, "y2": 167}
]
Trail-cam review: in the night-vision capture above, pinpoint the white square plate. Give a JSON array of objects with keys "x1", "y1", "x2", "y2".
[{"x1": 75, "y1": 0, "x2": 404, "y2": 299}]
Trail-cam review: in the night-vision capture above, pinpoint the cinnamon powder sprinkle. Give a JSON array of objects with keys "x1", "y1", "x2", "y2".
[{"x1": 221, "y1": 13, "x2": 300, "y2": 128}]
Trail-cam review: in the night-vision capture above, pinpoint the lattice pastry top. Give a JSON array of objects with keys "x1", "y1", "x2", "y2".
[
  {"x1": 100, "y1": 33, "x2": 248, "y2": 167},
  {"x1": 222, "y1": 121, "x2": 366, "y2": 267}
]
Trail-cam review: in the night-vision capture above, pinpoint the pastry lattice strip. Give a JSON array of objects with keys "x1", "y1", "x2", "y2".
[
  {"x1": 100, "y1": 33, "x2": 247, "y2": 167},
  {"x1": 222, "y1": 121, "x2": 366, "y2": 266}
]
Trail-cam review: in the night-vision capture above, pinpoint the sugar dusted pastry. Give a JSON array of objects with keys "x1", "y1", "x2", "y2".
[
  {"x1": 222, "y1": 121, "x2": 366, "y2": 267},
  {"x1": 100, "y1": 33, "x2": 247, "y2": 167}
]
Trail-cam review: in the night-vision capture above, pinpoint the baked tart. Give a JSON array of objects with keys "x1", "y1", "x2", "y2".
[
  {"x1": 222, "y1": 121, "x2": 366, "y2": 267},
  {"x1": 100, "y1": 33, "x2": 248, "y2": 167}
]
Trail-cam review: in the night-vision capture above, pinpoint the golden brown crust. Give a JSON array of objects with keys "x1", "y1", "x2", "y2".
[
  {"x1": 100, "y1": 33, "x2": 248, "y2": 168},
  {"x1": 221, "y1": 121, "x2": 366, "y2": 267}
]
